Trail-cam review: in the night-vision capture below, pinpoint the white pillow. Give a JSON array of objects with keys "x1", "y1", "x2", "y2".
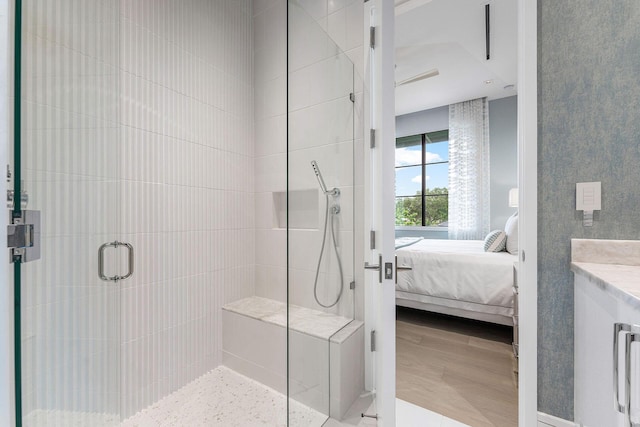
[
  {"x1": 504, "y1": 212, "x2": 519, "y2": 255},
  {"x1": 484, "y1": 230, "x2": 507, "y2": 252}
]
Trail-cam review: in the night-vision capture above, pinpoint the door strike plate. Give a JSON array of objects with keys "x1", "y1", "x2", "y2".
[{"x1": 385, "y1": 262, "x2": 393, "y2": 280}]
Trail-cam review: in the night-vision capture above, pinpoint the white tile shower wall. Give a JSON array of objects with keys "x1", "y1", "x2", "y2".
[
  {"x1": 19, "y1": 0, "x2": 123, "y2": 419},
  {"x1": 254, "y1": 0, "x2": 364, "y2": 321},
  {"x1": 0, "y1": 2, "x2": 12, "y2": 424},
  {"x1": 119, "y1": 0, "x2": 254, "y2": 418},
  {"x1": 253, "y1": 0, "x2": 287, "y2": 304},
  {"x1": 287, "y1": 0, "x2": 364, "y2": 319}
]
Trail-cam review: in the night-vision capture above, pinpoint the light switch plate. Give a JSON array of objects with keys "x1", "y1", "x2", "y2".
[{"x1": 576, "y1": 182, "x2": 601, "y2": 211}]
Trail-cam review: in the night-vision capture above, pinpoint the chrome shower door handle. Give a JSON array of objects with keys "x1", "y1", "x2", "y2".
[
  {"x1": 120, "y1": 242, "x2": 134, "y2": 280},
  {"x1": 98, "y1": 242, "x2": 115, "y2": 281},
  {"x1": 98, "y1": 241, "x2": 134, "y2": 282}
]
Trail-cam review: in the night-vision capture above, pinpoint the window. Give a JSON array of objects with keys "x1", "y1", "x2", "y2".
[{"x1": 395, "y1": 130, "x2": 449, "y2": 227}]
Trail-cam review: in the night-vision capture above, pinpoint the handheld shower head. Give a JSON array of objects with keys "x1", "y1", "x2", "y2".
[
  {"x1": 311, "y1": 160, "x2": 329, "y2": 194},
  {"x1": 311, "y1": 161, "x2": 340, "y2": 196}
]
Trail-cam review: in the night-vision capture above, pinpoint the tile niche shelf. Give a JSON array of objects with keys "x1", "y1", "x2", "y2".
[{"x1": 273, "y1": 189, "x2": 319, "y2": 230}]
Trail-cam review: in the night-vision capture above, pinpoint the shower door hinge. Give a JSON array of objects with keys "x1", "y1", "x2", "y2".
[
  {"x1": 369, "y1": 26, "x2": 375, "y2": 49},
  {"x1": 349, "y1": 92, "x2": 355, "y2": 102},
  {"x1": 370, "y1": 129, "x2": 376, "y2": 148},
  {"x1": 370, "y1": 330, "x2": 376, "y2": 352},
  {"x1": 8, "y1": 210, "x2": 41, "y2": 263},
  {"x1": 7, "y1": 189, "x2": 28, "y2": 209},
  {"x1": 350, "y1": 280, "x2": 356, "y2": 290},
  {"x1": 370, "y1": 230, "x2": 376, "y2": 249}
]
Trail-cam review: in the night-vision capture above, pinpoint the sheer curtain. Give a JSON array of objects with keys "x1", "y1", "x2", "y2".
[{"x1": 448, "y1": 97, "x2": 490, "y2": 240}]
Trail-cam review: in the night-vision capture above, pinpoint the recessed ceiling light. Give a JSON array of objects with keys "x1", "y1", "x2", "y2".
[
  {"x1": 484, "y1": 79, "x2": 493, "y2": 85},
  {"x1": 504, "y1": 84, "x2": 515, "y2": 90}
]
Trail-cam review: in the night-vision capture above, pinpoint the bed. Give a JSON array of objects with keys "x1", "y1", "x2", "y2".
[{"x1": 395, "y1": 238, "x2": 517, "y2": 326}]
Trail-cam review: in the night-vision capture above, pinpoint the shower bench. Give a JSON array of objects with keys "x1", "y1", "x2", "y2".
[{"x1": 222, "y1": 296, "x2": 364, "y2": 420}]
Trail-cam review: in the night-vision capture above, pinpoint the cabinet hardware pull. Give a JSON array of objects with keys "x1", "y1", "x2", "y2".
[
  {"x1": 626, "y1": 332, "x2": 640, "y2": 427},
  {"x1": 616, "y1": 323, "x2": 629, "y2": 413}
]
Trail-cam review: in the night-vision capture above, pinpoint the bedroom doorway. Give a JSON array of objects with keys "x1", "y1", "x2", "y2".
[{"x1": 393, "y1": 1, "x2": 522, "y2": 425}]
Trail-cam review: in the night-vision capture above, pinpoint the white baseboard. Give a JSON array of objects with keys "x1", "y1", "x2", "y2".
[{"x1": 537, "y1": 412, "x2": 576, "y2": 427}]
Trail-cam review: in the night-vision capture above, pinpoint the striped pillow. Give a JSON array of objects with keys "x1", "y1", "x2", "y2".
[{"x1": 484, "y1": 230, "x2": 507, "y2": 252}]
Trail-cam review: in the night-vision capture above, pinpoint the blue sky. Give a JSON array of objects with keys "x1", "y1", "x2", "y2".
[{"x1": 395, "y1": 141, "x2": 449, "y2": 196}]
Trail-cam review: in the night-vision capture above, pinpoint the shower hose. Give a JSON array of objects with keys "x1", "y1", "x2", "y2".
[{"x1": 313, "y1": 193, "x2": 344, "y2": 308}]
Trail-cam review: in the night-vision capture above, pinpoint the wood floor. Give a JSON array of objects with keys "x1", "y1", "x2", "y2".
[{"x1": 396, "y1": 307, "x2": 518, "y2": 427}]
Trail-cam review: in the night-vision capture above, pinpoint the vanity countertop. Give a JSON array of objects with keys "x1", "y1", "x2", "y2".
[{"x1": 571, "y1": 239, "x2": 640, "y2": 309}]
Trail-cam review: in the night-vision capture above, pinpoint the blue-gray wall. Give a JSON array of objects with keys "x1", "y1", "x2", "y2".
[
  {"x1": 538, "y1": 1, "x2": 640, "y2": 420},
  {"x1": 395, "y1": 97, "x2": 518, "y2": 238},
  {"x1": 489, "y1": 96, "x2": 518, "y2": 230},
  {"x1": 396, "y1": 105, "x2": 449, "y2": 138}
]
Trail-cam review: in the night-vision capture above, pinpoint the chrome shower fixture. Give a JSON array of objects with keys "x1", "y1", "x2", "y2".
[
  {"x1": 311, "y1": 160, "x2": 340, "y2": 196},
  {"x1": 310, "y1": 160, "x2": 344, "y2": 308}
]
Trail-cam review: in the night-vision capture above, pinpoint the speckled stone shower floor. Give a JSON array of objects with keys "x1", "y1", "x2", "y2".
[
  {"x1": 121, "y1": 366, "x2": 327, "y2": 426},
  {"x1": 24, "y1": 367, "x2": 327, "y2": 427}
]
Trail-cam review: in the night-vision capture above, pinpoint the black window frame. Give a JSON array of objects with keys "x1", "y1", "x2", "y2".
[{"x1": 395, "y1": 130, "x2": 449, "y2": 227}]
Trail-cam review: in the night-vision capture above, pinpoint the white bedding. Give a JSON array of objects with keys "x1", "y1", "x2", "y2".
[{"x1": 395, "y1": 239, "x2": 517, "y2": 323}]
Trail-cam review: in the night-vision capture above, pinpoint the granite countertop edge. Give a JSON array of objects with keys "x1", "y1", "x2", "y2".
[{"x1": 571, "y1": 261, "x2": 640, "y2": 309}]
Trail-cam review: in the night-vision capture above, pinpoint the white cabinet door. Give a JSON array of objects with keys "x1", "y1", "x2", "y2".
[
  {"x1": 617, "y1": 298, "x2": 640, "y2": 426},
  {"x1": 574, "y1": 275, "x2": 620, "y2": 427}
]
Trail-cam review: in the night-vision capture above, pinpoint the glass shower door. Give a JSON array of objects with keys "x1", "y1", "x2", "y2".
[
  {"x1": 287, "y1": 1, "x2": 359, "y2": 425},
  {"x1": 14, "y1": 1, "x2": 123, "y2": 425}
]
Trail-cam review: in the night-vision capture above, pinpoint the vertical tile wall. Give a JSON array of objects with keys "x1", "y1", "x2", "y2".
[
  {"x1": 0, "y1": 0, "x2": 8, "y2": 163},
  {"x1": 20, "y1": 0, "x2": 124, "y2": 420},
  {"x1": 119, "y1": 0, "x2": 254, "y2": 418},
  {"x1": 0, "y1": 1, "x2": 13, "y2": 423},
  {"x1": 12, "y1": 0, "x2": 364, "y2": 421},
  {"x1": 253, "y1": 0, "x2": 287, "y2": 304},
  {"x1": 17, "y1": 0, "x2": 254, "y2": 421}
]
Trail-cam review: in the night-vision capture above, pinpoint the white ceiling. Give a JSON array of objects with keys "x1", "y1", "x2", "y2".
[{"x1": 395, "y1": 0, "x2": 517, "y2": 116}]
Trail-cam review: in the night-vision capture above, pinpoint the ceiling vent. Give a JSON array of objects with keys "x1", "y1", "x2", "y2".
[{"x1": 395, "y1": 68, "x2": 440, "y2": 87}]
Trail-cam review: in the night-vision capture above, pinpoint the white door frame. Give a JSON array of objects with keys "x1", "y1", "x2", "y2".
[
  {"x1": 374, "y1": 0, "x2": 397, "y2": 425},
  {"x1": 517, "y1": 0, "x2": 538, "y2": 425},
  {"x1": 364, "y1": 0, "x2": 539, "y2": 426},
  {"x1": 362, "y1": 0, "x2": 397, "y2": 425}
]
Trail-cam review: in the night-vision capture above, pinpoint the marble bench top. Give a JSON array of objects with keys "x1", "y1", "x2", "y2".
[
  {"x1": 222, "y1": 296, "x2": 362, "y2": 343},
  {"x1": 571, "y1": 239, "x2": 640, "y2": 309}
]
